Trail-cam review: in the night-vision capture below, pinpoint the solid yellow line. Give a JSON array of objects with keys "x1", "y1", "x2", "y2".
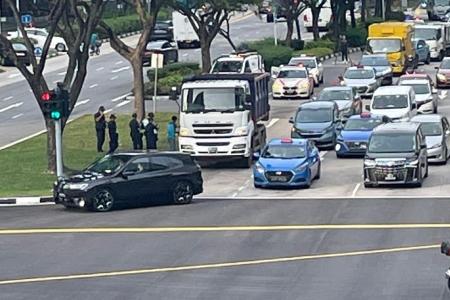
[
  {"x1": 0, "y1": 244, "x2": 439, "y2": 285},
  {"x1": 1, "y1": 224, "x2": 450, "y2": 235}
]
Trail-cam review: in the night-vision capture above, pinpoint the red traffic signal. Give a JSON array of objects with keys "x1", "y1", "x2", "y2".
[{"x1": 41, "y1": 91, "x2": 53, "y2": 101}]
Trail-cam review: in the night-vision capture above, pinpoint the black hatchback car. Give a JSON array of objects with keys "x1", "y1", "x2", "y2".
[{"x1": 54, "y1": 152, "x2": 203, "y2": 212}]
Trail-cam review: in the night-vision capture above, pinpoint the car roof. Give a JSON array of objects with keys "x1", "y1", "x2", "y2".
[
  {"x1": 411, "y1": 114, "x2": 443, "y2": 123},
  {"x1": 321, "y1": 86, "x2": 352, "y2": 92},
  {"x1": 299, "y1": 101, "x2": 336, "y2": 109},
  {"x1": 373, "y1": 122, "x2": 420, "y2": 134},
  {"x1": 268, "y1": 138, "x2": 307, "y2": 146},
  {"x1": 399, "y1": 79, "x2": 430, "y2": 85},
  {"x1": 374, "y1": 85, "x2": 412, "y2": 95},
  {"x1": 347, "y1": 66, "x2": 375, "y2": 71}
]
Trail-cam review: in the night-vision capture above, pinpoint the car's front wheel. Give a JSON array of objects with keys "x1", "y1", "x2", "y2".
[
  {"x1": 90, "y1": 189, "x2": 115, "y2": 212},
  {"x1": 56, "y1": 43, "x2": 66, "y2": 52},
  {"x1": 172, "y1": 181, "x2": 194, "y2": 204}
]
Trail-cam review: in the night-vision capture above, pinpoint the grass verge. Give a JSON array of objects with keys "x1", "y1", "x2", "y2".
[{"x1": 0, "y1": 113, "x2": 174, "y2": 197}]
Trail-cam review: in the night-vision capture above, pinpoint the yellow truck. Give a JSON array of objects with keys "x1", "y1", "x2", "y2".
[{"x1": 367, "y1": 22, "x2": 416, "y2": 74}]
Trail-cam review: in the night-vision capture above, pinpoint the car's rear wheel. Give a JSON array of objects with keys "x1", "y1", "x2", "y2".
[
  {"x1": 172, "y1": 181, "x2": 194, "y2": 204},
  {"x1": 56, "y1": 43, "x2": 66, "y2": 52},
  {"x1": 314, "y1": 162, "x2": 321, "y2": 179},
  {"x1": 90, "y1": 189, "x2": 114, "y2": 212},
  {"x1": 443, "y1": 146, "x2": 448, "y2": 165}
]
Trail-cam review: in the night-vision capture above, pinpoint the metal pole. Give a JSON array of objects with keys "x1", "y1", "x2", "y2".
[
  {"x1": 153, "y1": 55, "x2": 158, "y2": 113},
  {"x1": 273, "y1": 6, "x2": 278, "y2": 46},
  {"x1": 148, "y1": 0, "x2": 151, "y2": 13},
  {"x1": 0, "y1": 3, "x2": 2, "y2": 35},
  {"x1": 16, "y1": 0, "x2": 20, "y2": 36},
  {"x1": 54, "y1": 119, "x2": 64, "y2": 178},
  {"x1": 381, "y1": 0, "x2": 385, "y2": 20}
]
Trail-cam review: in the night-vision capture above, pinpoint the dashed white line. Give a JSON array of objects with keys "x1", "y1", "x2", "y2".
[
  {"x1": 111, "y1": 93, "x2": 132, "y2": 102},
  {"x1": 115, "y1": 100, "x2": 131, "y2": 108},
  {"x1": 115, "y1": 61, "x2": 124, "y2": 65},
  {"x1": 231, "y1": 192, "x2": 238, "y2": 198},
  {"x1": 0, "y1": 102, "x2": 23, "y2": 113},
  {"x1": 96, "y1": 67, "x2": 105, "y2": 71},
  {"x1": 112, "y1": 66, "x2": 130, "y2": 73},
  {"x1": 74, "y1": 99, "x2": 91, "y2": 107},
  {"x1": 11, "y1": 113, "x2": 24, "y2": 119},
  {"x1": 110, "y1": 76, "x2": 119, "y2": 81},
  {"x1": 267, "y1": 118, "x2": 279, "y2": 128},
  {"x1": 89, "y1": 84, "x2": 99, "y2": 89},
  {"x1": 2, "y1": 96, "x2": 13, "y2": 101},
  {"x1": 319, "y1": 151, "x2": 327, "y2": 160},
  {"x1": 351, "y1": 183, "x2": 361, "y2": 197}
]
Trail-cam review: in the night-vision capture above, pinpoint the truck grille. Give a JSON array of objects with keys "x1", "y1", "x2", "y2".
[
  {"x1": 194, "y1": 129, "x2": 232, "y2": 134},
  {"x1": 192, "y1": 123, "x2": 233, "y2": 128},
  {"x1": 196, "y1": 142, "x2": 230, "y2": 147},
  {"x1": 265, "y1": 171, "x2": 293, "y2": 183},
  {"x1": 192, "y1": 123, "x2": 234, "y2": 135}
]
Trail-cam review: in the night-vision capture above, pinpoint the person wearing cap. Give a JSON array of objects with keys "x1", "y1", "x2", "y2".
[
  {"x1": 143, "y1": 112, "x2": 158, "y2": 150},
  {"x1": 94, "y1": 106, "x2": 106, "y2": 152},
  {"x1": 129, "y1": 113, "x2": 143, "y2": 150},
  {"x1": 108, "y1": 114, "x2": 119, "y2": 154}
]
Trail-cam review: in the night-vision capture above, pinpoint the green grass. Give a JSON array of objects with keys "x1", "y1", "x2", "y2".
[{"x1": 0, "y1": 113, "x2": 175, "y2": 197}]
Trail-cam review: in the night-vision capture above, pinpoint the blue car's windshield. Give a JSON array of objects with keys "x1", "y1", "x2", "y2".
[
  {"x1": 262, "y1": 145, "x2": 306, "y2": 159},
  {"x1": 344, "y1": 118, "x2": 383, "y2": 131}
]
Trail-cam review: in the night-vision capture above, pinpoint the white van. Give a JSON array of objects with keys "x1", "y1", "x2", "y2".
[
  {"x1": 172, "y1": 11, "x2": 199, "y2": 48},
  {"x1": 369, "y1": 86, "x2": 417, "y2": 122}
]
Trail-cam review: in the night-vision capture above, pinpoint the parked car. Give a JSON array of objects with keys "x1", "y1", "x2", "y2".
[
  {"x1": 290, "y1": 101, "x2": 341, "y2": 149},
  {"x1": 359, "y1": 54, "x2": 393, "y2": 85},
  {"x1": 143, "y1": 40, "x2": 178, "y2": 65},
  {"x1": 436, "y1": 57, "x2": 450, "y2": 88},
  {"x1": 54, "y1": 152, "x2": 203, "y2": 212},
  {"x1": 399, "y1": 79, "x2": 438, "y2": 114},
  {"x1": 272, "y1": 66, "x2": 314, "y2": 99},
  {"x1": 363, "y1": 122, "x2": 428, "y2": 187},
  {"x1": 7, "y1": 27, "x2": 67, "y2": 52},
  {"x1": 0, "y1": 42, "x2": 31, "y2": 66},
  {"x1": 150, "y1": 21, "x2": 173, "y2": 42},
  {"x1": 411, "y1": 114, "x2": 450, "y2": 164},
  {"x1": 253, "y1": 138, "x2": 321, "y2": 188},
  {"x1": 414, "y1": 39, "x2": 431, "y2": 65}
]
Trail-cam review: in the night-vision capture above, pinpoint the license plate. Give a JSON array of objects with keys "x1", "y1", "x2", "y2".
[
  {"x1": 385, "y1": 173, "x2": 396, "y2": 180},
  {"x1": 271, "y1": 176, "x2": 287, "y2": 182},
  {"x1": 208, "y1": 147, "x2": 217, "y2": 154},
  {"x1": 16, "y1": 53, "x2": 25, "y2": 56}
]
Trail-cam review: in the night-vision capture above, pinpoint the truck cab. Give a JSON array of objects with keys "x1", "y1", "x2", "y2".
[
  {"x1": 210, "y1": 52, "x2": 265, "y2": 74},
  {"x1": 414, "y1": 23, "x2": 450, "y2": 61}
]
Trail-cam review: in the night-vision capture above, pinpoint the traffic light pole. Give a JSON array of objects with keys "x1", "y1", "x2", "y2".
[{"x1": 54, "y1": 119, "x2": 63, "y2": 178}]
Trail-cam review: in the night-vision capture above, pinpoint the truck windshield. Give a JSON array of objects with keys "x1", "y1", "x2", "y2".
[
  {"x1": 211, "y1": 61, "x2": 242, "y2": 73},
  {"x1": 368, "y1": 39, "x2": 401, "y2": 53},
  {"x1": 415, "y1": 28, "x2": 441, "y2": 41},
  {"x1": 182, "y1": 88, "x2": 245, "y2": 113},
  {"x1": 262, "y1": 145, "x2": 305, "y2": 159},
  {"x1": 372, "y1": 95, "x2": 408, "y2": 109},
  {"x1": 368, "y1": 133, "x2": 416, "y2": 153},
  {"x1": 296, "y1": 108, "x2": 332, "y2": 123}
]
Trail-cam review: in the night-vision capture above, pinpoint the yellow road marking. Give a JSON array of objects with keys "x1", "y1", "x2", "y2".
[
  {"x1": 2, "y1": 224, "x2": 450, "y2": 235},
  {"x1": 0, "y1": 244, "x2": 439, "y2": 286}
]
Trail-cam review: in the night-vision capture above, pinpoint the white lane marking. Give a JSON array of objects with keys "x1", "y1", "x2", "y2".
[
  {"x1": 11, "y1": 113, "x2": 24, "y2": 119},
  {"x1": 104, "y1": 109, "x2": 113, "y2": 114},
  {"x1": 115, "y1": 100, "x2": 131, "y2": 108},
  {"x1": 266, "y1": 118, "x2": 279, "y2": 128},
  {"x1": 57, "y1": 71, "x2": 66, "y2": 76},
  {"x1": 110, "y1": 76, "x2": 119, "y2": 81},
  {"x1": 96, "y1": 67, "x2": 104, "y2": 71},
  {"x1": 231, "y1": 192, "x2": 238, "y2": 198},
  {"x1": 439, "y1": 91, "x2": 447, "y2": 100},
  {"x1": 351, "y1": 183, "x2": 361, "y2": 197},
  {"x1": 89, "y1": 84, "x2": 98, "y2": 89},
  {"x1": 319, "y1": 151, "x2": 327, "y2": 161},
  {"x1": 111, "y1": 66, "x2": 130, "y2": 73},
  {"x1": 2, "y1": 96, "x2": 13, "y2": 101},
  {"x1": 111, "y1": 92, "x2": 132, "y2": 102},
  {"x1": 115, "y1": 61, "x2": 124, "y2": 65},
  {"x1": 74, "y1": 99, "x2": 90, "y2": 107},
  {"x1": 8, "y1": 73, "x2": 21, "y2": 79},
  {"x1": 0, "y1": 102, "x2": 23, "y2": 113}
]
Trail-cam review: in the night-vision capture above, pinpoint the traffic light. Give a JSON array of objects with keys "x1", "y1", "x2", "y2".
[{"x1": 40, "y1": 87, "x2": 69, "y2": 120}]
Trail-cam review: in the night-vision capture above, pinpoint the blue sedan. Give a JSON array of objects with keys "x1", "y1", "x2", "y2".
[
  {"x1": 253, "y1": 138, "x2": 321, "y2": 188},
  {"x1": 335, "y1": 113, "x2": 391, "y2": 158}
]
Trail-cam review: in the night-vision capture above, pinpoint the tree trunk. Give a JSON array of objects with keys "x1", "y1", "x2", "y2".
[
  {"x1": 131, "y1": 56, "x2": 145, "y2": 121},
  {"x1": 46, "y1": 119, "x2": 56, "y2": 173},
  {"x1": 200, "y1": 34, "x2": 212, "y2": 73},
  {"x1": 349, "y1": 0, "x2": 356, "y2": 28},
  {"x1": 285, "y1": 17, "x2": 294, "y2": 47},
  {"x1": 361, "y1": 0, "x2": 366, "y2": 23},
  {"x1": 312, "y1": 8, "x2": 320, "y2": 41}
]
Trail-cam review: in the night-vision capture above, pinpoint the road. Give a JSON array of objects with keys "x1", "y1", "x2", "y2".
[{"x1": 0, "y1": 198, "x2": 449, "y2": 299}]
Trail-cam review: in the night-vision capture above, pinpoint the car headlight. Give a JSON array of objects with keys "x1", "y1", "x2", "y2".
[
  {"x1": 364, "y1": 159, "x2": 376, "y2": 167},
  {"x1": 272, "y1": 79, "x2": 283, "y2": 90},
  {"x1": 430, "y1": 143, "x2": 442, "y2": 149},
  {"x1": 67, "y1": 183, "x2": 89, "y2": 190},
  {"x1": 179, "y1": 127, "x2": 190, "y2": 136},
  {"x1": 254, "y1": 162, "x2": 265, "y2": 174},
  {"x1": 235, "y1": 127, "x2": 248, "y2": 136},
  {"x1": 437, "y1": 73, "x2": 446, "y2": 81},
  {"x1": 294, "y1": 162, "x2": 308, "y2": 172},
  {"x1": 298, "y1": 81, "x2": 309, "y2": 89}
]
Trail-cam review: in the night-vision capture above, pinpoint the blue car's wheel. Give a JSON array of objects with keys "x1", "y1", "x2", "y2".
[{"x1": 314, "y1": 162, "x2": 321, "y2": 180}]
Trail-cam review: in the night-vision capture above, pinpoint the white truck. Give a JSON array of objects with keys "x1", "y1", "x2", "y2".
[
  {"x1": 414, "y1": 22, "x2": 450, "y2": 61},
  {"x1": 172, "y1": 11, "x2": 200, "y2": 48},
  {"x1": 210, "y1": 52, "x2": 265, "y2": 74},
  {"x1": 173, "y1": 73, "x2": 270, "y2": 167}
]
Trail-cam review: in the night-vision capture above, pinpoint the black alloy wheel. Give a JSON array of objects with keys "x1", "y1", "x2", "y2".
[
  {"x1": 91, "y1": 189, "x2": 114, "y2": 212},
  {"x1": 172, "y1": 181, "x2": 194, "y2": 205}
]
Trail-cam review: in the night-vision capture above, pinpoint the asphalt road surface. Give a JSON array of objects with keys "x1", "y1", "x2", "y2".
[{"x1": 0, "y1": 198, "x2": 449, "y2": 299}]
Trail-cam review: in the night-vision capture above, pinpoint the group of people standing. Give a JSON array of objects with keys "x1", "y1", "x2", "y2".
[{"x1": 94, "y1": 106, "x2": 178, "y2": 154}]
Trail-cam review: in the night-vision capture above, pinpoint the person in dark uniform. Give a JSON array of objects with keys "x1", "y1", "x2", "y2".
[
  {"x1": 129, "y1": 113, "x2": 142, "y2": 150},
  {"x1": 108, "y1": 114, "x2": 119, "y2": 154},
  {"x1": 143, "y1": 112, "x2": 158, "y2": 150},
  {"x1": 94, "y1": 106, "x2": 106, "y2": 152}
]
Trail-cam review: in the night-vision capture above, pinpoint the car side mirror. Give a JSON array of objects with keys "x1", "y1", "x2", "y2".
[
  {"x1": 121, "y1": 170, "x2": 135, "y2": 179},
  {"x1": 420, "y1": 143, "x2": 427, "y2": 149},
  {"x1": 365, "y1": 104, "x2": 371, "y2": 111},
  {"x1": 289, "y1": 116, "x2": 294, "y2": 124},
  {"x1": 253, "y1": 152, "x2": 260, "y2": 159},
  {"x1": 169, "y1": 87, "x2": 178, "y2": 101},
  {"x1": 412, "y1": 103, "x2": 417, "y2": 109}
]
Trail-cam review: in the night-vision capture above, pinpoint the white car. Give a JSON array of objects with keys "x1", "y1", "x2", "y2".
[
  {"x1": 8, "y1": 28, "x2": 67, "y2": 52},
  {"x1": 272, "y1": 66, "x2": 314, "y2": 99},
  {"x1": 399, "y1": 79, "x2": 438, "y2": 114},
  {"x1": 288, "y1": 55, "x2": 324, "y2": 87},
  {"x1": 369, "y1": 86, "x2": 417, "y2": 122}
]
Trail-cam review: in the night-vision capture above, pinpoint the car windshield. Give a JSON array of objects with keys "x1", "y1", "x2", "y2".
[
  {"x1": 401, "y1": 83, "x2": 430, "y2": 94},
  {"x1": 415, "y1": 28, "x2": 440, "y2": 41},
  {"x1": 318, "y1": 90, "x2": 352, "y2": 101},
  {"x1": 368, "y1": 39, "x2": 401, "y2": 53},
  {"x1": 440, "y1": 60, "x2": 450, "y2": 69},
  {"x1": 368, "y1": 133, "x2": 416, "y2": 153},
  {"x1": 86, "y1": 155, "x2": 129, "y2": 174},
  {"x1": 420, "y1": 122, "x2": 443, "y2": 136},
  {"x1": 360, "y1": 57, "x2": 390, "y2": 66},
  {"x1": 372, "y1": 95, "x2": 408, "y2": 109},
  {"x1": 12, "y1": 43, "x2": 27, "y2": 51},
  {"x1": 211, "y1": 61, "x2": 243, "y2": 73},
  {"x1": 278, "y1": 70, "x2": 307, "y2": 78},
  {"x1": 344, "y1": 69, "x2": 374, "y2": 79},
  {"x1": 262, "y1": 144, "x2": 306, "y2": 159},
  {"x1": 296, "y1": 108, "x2": 332, "y2": 123},
  {"x1": 288, "y1": 58, "x2": 316, "y2": 68},
  {"x1": 344, "y1": 118, "x2": 383, "y2": 131},
  {"x1": 182, "y1": 88, "x2": 245, "y2": 113},
  {"x1": 435, "y1": 0, "x2": 450, "y2": 5}
]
